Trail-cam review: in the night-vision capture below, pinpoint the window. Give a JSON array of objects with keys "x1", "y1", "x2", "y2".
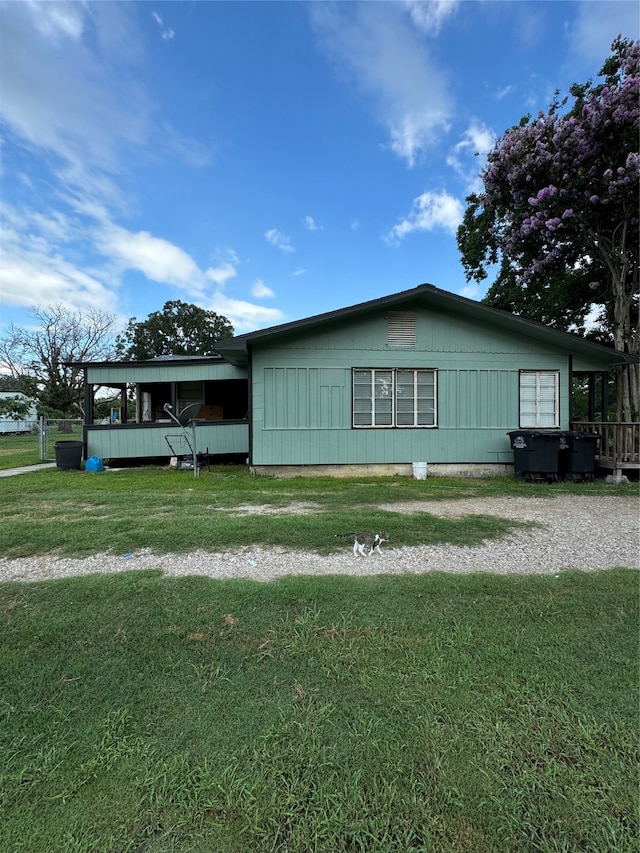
[
  {"x1": 519, "y1": 370, "x2": 560, "y2": 428},
  {"x1": 353, "y1": 368, "x2": 436, "y2": 428}
]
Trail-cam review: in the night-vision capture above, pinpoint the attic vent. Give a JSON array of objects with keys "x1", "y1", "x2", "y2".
[{"x1": 387, "y1": 312, "x2": 416, "y2": 347}]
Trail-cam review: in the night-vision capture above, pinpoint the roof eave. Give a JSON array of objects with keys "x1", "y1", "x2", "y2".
[{"x1": 214, "y1": 283, "x2": 633, "y2": 365}]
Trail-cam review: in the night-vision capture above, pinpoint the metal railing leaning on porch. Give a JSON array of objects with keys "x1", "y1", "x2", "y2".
[
  {"x1": 571, "y1": 421, "x2": 640, "y2": 473},
  {"x1": 39, "y1": 417, "x2": 84, "y2": 461}
]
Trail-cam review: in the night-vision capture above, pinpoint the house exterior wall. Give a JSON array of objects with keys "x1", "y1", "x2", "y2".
[
  {"x1": 85, "y1": 361, "x2": 246, "y2": 385},
  {"x1": 85, "y1": 422, "x2": 248, "y2": 460},
  {"x1": 249, "y1": 305, "x2": 574, "y2": 468},
  {"x1": 83, "y1": 360, "x2": 249, "y2": 460}
]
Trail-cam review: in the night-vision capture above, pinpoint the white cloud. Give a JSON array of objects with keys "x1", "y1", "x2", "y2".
[
  {"x1": 310, "y1": 2, "x2": 452, "y2": 167},
  {"x1": 205, "y1": 262, "x2": 237, "y2": 287},
  {"x1": 265, "y1": 228, "x2": 296, "y2": 253},
  {"x1": 1, "y1": 203, "x2": 73, "y2": 246},
  {"x1": 151, "y1": 10, "x2": 175, "y2": 40},
  {"x1": 458, "y1": 283, "x2": 483, "y2": 301},
  {"x1": 0, "y1": 2, "x2": 149, "y2": 184},
  {"x1": 0, "y1": 213, "x2": 118, "y2": 317},
  {"x1": 0, "y1": 201, "x2": 118, "y2": 316},
  {"x1": 446, "y1": 121, "x2": 495, "y2": 193},
  {"x1": 293, "y1": 268, "x2": 306, "y2": 277},
  {"x1": 97, "y1": 227, "x2": 205, "y2": 293},
  {"x1": 402, "y1": 0, "x2": 459, "y2": 35},
  {"x1": 304, "y1": 215, "x2": 322, "y2": 231},
  {"x1": 384, "y1": 190, "x2": 464, "y2": 243},
  {"x1": 0, "y1": 198, "x2": 281, "y2": 335},
  {"x1": 252, "y1": 279, "x2": 275, "y2": 298},
  {"x1": 29, "y1": 0, "x2": 85, "y2": 41},
  {"x1": 0, "y1": 0, "x2": 201, "y2": 220},
  {"x1": 495, "y1": 85, "x2": 514, "y2": 101},
  {"x1": 0, "y1": 253, "x2": 114, "y2": 313},
  {"x1": 209, "y1": 293, "x2": 284, "y2": 333},
  {"x1": 568, "y1": 1, "x2": 639, "y2": 64}
]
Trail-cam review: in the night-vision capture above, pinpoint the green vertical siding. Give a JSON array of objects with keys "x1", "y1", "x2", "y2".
[
  {"x1": 86, "y1": 361, "x2": 245, "y2": 385},
  {"x1": 440, "y1": 369, "x2": 517, "y2": 428},
  {"x1": 85, "y1": 423, "x2": 248, "y2": 460},
  {"x1": 263, "y1": 367, "x2": 345, "y2": 429},
  {"x1": 250, "y1": 309, "x2": 574, "y2": 466}
]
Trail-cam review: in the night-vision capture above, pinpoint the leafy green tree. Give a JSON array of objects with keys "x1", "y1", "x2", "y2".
[
  {"x1": 115, "y1": 301, "x2": 234, "y2": 361},
  {"x1": 0, "y1": 375, "x2": 25, "y2": 392},
  {"x1": 0, "y1": 305, "x2": 117, "y2": 420},
  {"x1": 457, "y1": 37, "x2": 639, "y2": 419},
  {"x1": 0, "y1": 395, "x2": 33, "y2": 421}
]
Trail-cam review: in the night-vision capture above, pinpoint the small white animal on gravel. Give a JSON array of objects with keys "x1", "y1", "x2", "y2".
[{"x1": 335, "y1": 532, "x2": 389, "y2": 556}]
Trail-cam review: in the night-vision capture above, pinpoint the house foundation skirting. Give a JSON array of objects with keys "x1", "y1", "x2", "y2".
[{"x1": 250, "y1": 462, "x2": 515, "y2": 479}]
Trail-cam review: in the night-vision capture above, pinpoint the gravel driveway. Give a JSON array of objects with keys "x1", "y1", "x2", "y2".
[{"x1": 1, "y1": 495, "x2": 638, "y2": 584}]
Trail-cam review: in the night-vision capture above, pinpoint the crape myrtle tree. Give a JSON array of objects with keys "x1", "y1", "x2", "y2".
[
  {"x1": 115, "y1": 300, "x2": 234, "y2": 361},
  {"x1": 0, "y1": 305, "x2": 117, "y2": 426},
  {"x1": 457, "y1": 37, "x2": 639, "y2": 420}
]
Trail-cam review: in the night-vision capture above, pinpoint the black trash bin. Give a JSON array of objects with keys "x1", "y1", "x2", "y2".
[
  {"x1": 507, "y1": 430, "x2": 565, "y2": 482},
  {"x1": 558, "y1": 431, "x2": 600, "y2": 481},
  {"x1": 54, "y1": 440, "x2": 84, "y2": 470}
]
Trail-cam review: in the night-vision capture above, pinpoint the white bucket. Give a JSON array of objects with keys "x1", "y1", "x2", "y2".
[{"x1": 412, "y1": 462, "x2": 427, "y2": 480}]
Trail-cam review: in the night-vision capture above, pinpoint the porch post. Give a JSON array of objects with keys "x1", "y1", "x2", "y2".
[
  {"x1": 588, "y1": 374, "x2": 596, "y2": 421},
  {"x1": 601, "y1": 372, "x2": 609, "y2": 422},
  {"x1": 84, "y1": 376, "x2": 93, "y2": 425},
  {"x1": 121, "y1": 385, "x2": 128, "y2": 424}
]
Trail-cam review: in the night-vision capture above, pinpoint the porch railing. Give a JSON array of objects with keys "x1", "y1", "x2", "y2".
[{"x1": 571, "y1": 421, "x2": 640, "y2": 466}]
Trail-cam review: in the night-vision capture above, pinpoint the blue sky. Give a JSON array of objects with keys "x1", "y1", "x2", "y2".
[{"x1": 1, "y1": 1, "x2": 638, "y2": 338}]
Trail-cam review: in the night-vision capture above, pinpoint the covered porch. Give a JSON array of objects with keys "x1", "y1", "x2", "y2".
[
  {"x1": 79, "y1": 356, "x2": 250, "y2": 463},
  {"x1": 570, "y1": 367, "x2": 639, "y2": 477},
  {"x1": 571, "y1": 421, "x2": 640, "y2": 477}
]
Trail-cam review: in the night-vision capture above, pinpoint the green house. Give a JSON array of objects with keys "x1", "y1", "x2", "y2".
[
  {"x1": 79, "y1": 284, "x2": 632, "y2": 476},
  {"x1": 80, "y1": 356, "x2": 249, "y2": 464}
]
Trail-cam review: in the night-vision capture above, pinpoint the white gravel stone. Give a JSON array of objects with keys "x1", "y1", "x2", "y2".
[{"x1": 1, "y1": 495, "x2": 637, "y2": 584}]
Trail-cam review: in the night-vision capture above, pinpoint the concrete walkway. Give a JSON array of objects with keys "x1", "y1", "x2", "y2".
[{"x1": 0, "y1": 463, "x2": 57, "y2": 478}]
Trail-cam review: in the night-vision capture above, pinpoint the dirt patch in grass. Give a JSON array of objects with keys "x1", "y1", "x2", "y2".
[
  {"x1": 210, "y1": 501, "x2": 324, "y2": 516},
  {"x1": 373, "y1": 495, "x2": 595, "y2": 519}
]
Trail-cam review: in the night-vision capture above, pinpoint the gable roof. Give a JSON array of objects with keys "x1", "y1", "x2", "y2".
[{"x1": 215, "y1": 283, "x2": 634, "y2": 367}]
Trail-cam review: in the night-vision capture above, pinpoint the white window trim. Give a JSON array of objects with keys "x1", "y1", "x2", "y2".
[
  {"x1": 519, "y1": 370, "x2": 560, "y2": 428},
  {"x1": 352, "y1": 368, "x2": 437, "y2": 429}
]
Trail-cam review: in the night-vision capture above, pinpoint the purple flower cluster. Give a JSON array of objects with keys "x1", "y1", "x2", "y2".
[{"x1": 478, "y1": 37, "x2": 638, "y2": 290}]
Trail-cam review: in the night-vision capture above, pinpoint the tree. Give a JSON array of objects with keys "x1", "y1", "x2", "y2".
[
  {"x1": 457, "y1": 37, "x2": 639, "y2": 419},
  {"x1": 115, "y1": 300, "x2": 234, "y2": 361},
  {"x1": 0, "y1": 305, "x2": 117, "y2": 420},
  {"x1": 0, "y1": 395, "x2": 32, "y2": 421},
  {"x1": 0, "y1": 375, "x2": 24, "y2": 392}
]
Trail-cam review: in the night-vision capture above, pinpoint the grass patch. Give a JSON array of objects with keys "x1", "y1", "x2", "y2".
[
  {"x1": 0, "y1": 431, "x2": 43, "y2": 469},
  {"x1": 1, "y1": 569, "x2": 637, "y2": 852},
  {"x1": 0, "y1": 465, "x2": 636, "y2": 559}
]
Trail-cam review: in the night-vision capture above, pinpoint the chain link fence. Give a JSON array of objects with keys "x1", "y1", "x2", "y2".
[
  {"x1": 0, "y1": 419, "x2": 39, "y2": 436},
  {"x1": 39, "y1": 418, "x2": 84, "y2": 461}
]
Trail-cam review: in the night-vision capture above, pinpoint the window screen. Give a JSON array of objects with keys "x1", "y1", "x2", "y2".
[
  {"x1": 353, "y1": 368, "x2": 436, "y2": 428},
  {"x1": 519, "y1": 371, "x2": 560, "y2": 427}
]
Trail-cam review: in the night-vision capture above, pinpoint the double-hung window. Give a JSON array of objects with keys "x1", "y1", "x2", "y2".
[
  {"x1": 519, "y1": 370, "x2": 560, "y2": 427},
  {"x1": 353, "y1": 368, "x2": 436, "y2": 428}
]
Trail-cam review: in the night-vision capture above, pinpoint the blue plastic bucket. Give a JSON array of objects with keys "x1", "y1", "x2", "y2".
[{"x1": 85, "y1": 455, "x2": 105, "y2": 472}]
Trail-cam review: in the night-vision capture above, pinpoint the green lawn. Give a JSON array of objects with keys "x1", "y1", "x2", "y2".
[
  {"x1": 1, "y1": 464, "x2": 637, "y2": 559},
  {"x1": 0, "y1": 430, "x2": 43, "y2": 469},
  {"x1": 0, "y1": 426, "x2": 85, "y2": 470},
  {"x1": 1, "y1": 568, "x2": 637, "y2": 852},
  {"x1": 2, "y1": 464, "x2": 638, "y2": 850}
]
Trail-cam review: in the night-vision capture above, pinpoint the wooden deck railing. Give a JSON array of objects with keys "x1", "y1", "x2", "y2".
[{"x1": 571, "y1": 421, "x2": 640, "y2": 466}]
